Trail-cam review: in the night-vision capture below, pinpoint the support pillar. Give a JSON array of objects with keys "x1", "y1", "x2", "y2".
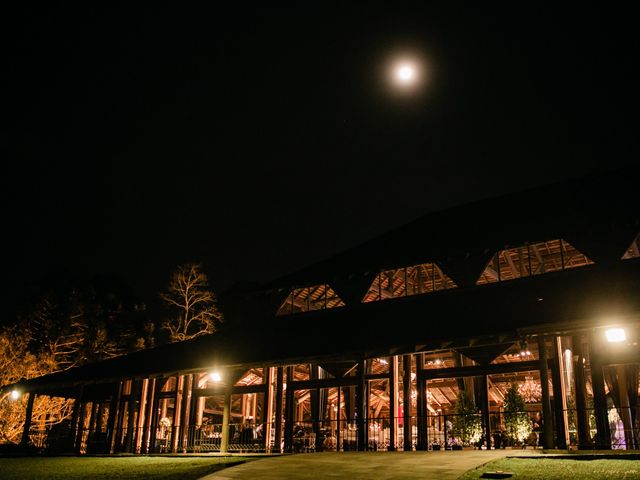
[
  {"x1": 124, "y1": 380, "x2": 140, "y2": 453},
  {"x1": 402, "y1": 355, "x2": 412, "y2": 451},
  {"x1": 589, "y1": 333, "x2": 611, "y2": 449},
  {"x1": 263, "y1": 367, "x2": 273, "y2": 452},
  {"x1": 572, "y1": 336, "x2": 591, "y2": 448},
  {"x1": 178, "y1": 374, "x2": 193, "y2": 452},
  {"x1": 389, "y1": 355, "x2": 398, "y2": 451},
  {"x1": 106, "y1": 383, "x2": 121, "y2": 454},
  {"x1": 283, "y1": 366, "x2": 294, "y2": 453},
  {"x1": 19, "y1": 392, "x2": 35, "y2": 448},
  {"x1": 220, "y1": 382, "x2": 232, "y2": 453},
  {"x1": 616, "y1": 365, "x2": 636, "y2": 450},
  {"x1": 538, "y1": 336, "x2": 554, "y2": 449},
  {"x1": 310, "y1": 364, "x2": 321, "y2": 450},
  {"x1": 356, "y1": 359, "x2": 367, "y2": 450},
  {"x1": 141, "y1": 378, "x2": 156, "y2": 453},
  {"x1": 274, "y1": 367, "x2": 284, "y2": 453},
  {"x1": 416, "y1": 354, "x2": 427, "y2": 450},
  {"x1": 551, "y1": 336, "x2": 568, "y2": 449},
  {"x1": 480, "y1": 375, "x2": 492, "y2": 449}
]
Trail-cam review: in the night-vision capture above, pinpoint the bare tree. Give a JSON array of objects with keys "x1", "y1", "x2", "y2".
[{"x1": 160, "y1": 263, "x2": 223, "y2": 342}]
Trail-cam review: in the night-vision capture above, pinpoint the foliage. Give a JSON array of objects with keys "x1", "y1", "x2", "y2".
[
  {"x1": 1, "y1": 274, "x2": 153, "y2": 445},
  {"x1": 0, "y1": 327, "x2": 73, "y2": 444},
  {"x1": 451, "y1": 390, "x2": 483, "y2": 446},
  {"x1": 503, "y1": 382, "x2": 532, "y2": 444},
  {"x1": 160, "y1": 264, "x2": 223, "y2": 342}
]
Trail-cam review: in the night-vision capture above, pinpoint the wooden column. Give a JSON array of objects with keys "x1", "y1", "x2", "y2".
[
  {"x1": 106, "y1": 383, "x2": 121, "y2": 454},
  {"x1": 220, "y1": 382, "x2": 232, "y2": 453},
  {"x1": 141, "y1": 378, "x2": 156, "y2": 453},
  {"x1": 551, "y1": 336, "x2": 568, "y2": 449},
  {"x1": 402, "y1": 355, "x2": 412, "y2": 451},
  {"x1": 356, "y1": 359, "x2": 367, "y2": 451},
  {"x1": 389, "y1": 355, "x2": 398, "y2": 451},
  {"x1": 480, "y1": 375, "x2": 492, "y2": 449},
  {"x1": 416, "y1": 354, "x2": 427, "y2": 450},
  {"x1": 170, "y1": 376, "x2": 184, "y2": 453},
  {"x1": 538, "y1": 336, "x2": 554, "y2": 449},
  {"x1": 19, "y1": 392, "x2": 35, "y2": 447},
  {"x1": 274, "y1": 367, "x2": 284, "y2": 453},
  {"x1": 124, "y1": 380, "x2": 140, "y2": 453},
  {"x1": 589, "y1": 333, "x2": 611, "y2": 449},
  {"x1": 616, "y1": 365, "x2": 636, "y2": 450},
  {"x1": 283, "y1": 366, "x2": 294, "y2": 452},
  {"x1": 310, "y1": 364, "x2": 320, "y2": 450},
  {"x1": 178, "y1": 374, "x2": 193, "y2": 452},
  {"x1": 572, "y1": 335, "x2": 591, "y2": 449},
  {"x1": 73, "y1": 386, "x2": 86, "y2": 453},
  {"x1": 263, "y1": 367, "x2": 274, "y2": 452}
]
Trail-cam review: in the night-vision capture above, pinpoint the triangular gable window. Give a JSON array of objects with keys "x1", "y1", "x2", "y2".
[
  {"x1": 276, "y1": 284, "x2": 345, "y2": 316},
  {"x1": 477, "y1": 239, "x2": 594, "y2": 285},
  {"x1": 363, "y1": 262, "x2": 457, "y2": 303},
  {"x1": 622, "y1": 233, "x2": 640, "y2": 259}
]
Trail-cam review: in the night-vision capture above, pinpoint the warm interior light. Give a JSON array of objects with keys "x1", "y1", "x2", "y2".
[
  {"x1": 209, "y1": 372, "x2": 222, "y2": 382},
  {"x1": 11, "y1": 390, "x2": 19, "y2": 400},
  {"x1": 605, "y1": 328, "x2": 626, "y2": 343}
]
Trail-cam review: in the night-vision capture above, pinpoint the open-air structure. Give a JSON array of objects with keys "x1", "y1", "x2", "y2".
[{"x1": 3, "y1": 167, "x2": 639, "y2": 454}]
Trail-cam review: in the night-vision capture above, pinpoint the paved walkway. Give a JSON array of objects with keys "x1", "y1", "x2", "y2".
[{"x1": 202, "y1": 450, "x2": 536, "y2": 480}]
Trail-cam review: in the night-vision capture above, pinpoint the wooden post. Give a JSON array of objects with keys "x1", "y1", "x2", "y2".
[
  {"x1": 263, "y1": 367, "x2": 273, "y2": 452},
  {"x1": 572, "y1": 336, "x2": 591, "y2": 449},
  {"x1": 274, "y1": 367, "x2": 284, "y2": 453},
  {"x1": 283, "y1": 366, "x2": 294, "y2": 452},
  {"x1": 170, "y1": 376, "x2": 184, "y2": 453},
  {"x1": 178, "y1": 374, "x2": 193, "y2": 452},
  {"x1": 551, "y1": 336, "x2": 568, "y2": 449},
  {"x1": 589, "y1": 333, "x2": 611, "y2": 449},
  {"x1": 616, "y1": 365, "x2": 636, "y2": 450},
  {"x1": 538, "y1": 336, "x2": 554, "y2": 449},
  {"x1": 73, "y1": 386, "x2": 86, "y2": 454},
  {"x1": 480, "y1": 375, "x2": 492, "y2": 449},
  {"x1": 141, "y1": 378, "x2": 156, "y2": 454},
  {"x1": 310, "y1": 364, "x2": 320, "y2": 450},
  {"x1": 356, "y1": 359, "x2": 366, "y2": 451},
  {"x1": 402, "y1": 355, "x2": 412, "y2": 451},
  {"x1": 416, "y1": 354, "x2": 427, "y2": 450},
  {"x1": 19, "y1": 392, "x2": 35, "y2": 448},
  {"x1": 220, "y1": 382, "x2": 232, "y2": 453},
  {"x1": 389, "y1": 355, "x2": 398, "y2": 451},
  {"x1": 106, "y1": 383, "x2": 121, "y2": 454},
  {"x1": 124, "y1": 380, "x2": 140, "y2": 453}
]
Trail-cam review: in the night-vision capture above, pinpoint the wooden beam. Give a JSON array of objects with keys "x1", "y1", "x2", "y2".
[{"x1": 420, "y1": 360, "x2": 540, "y2": 380}]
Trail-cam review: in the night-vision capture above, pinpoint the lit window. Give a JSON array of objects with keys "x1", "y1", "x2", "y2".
[
  {"x1": 363, "y1": 262, "x2": 456, "y2": 302},
  {"x1": 477, "y1": 239, "x2": 593, "y2": 285},
  {"x1": 622, "y1": 233, "x2": 640, "y2": 259},
  {"x1": 276, "y1": 284, "x2": 345, "y2": 316}
]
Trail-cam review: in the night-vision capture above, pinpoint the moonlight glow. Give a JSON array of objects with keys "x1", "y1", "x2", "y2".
[{"x1": 388, "y1": 56, "x2": 425, "y2": 92}]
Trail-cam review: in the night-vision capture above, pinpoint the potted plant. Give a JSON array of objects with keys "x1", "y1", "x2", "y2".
[
  {"x1": 503, "y1": 382, "x2": 532, "y2": 447},
  {"x1": 451, "y1": 391, "x2": 483, "y2": 448}
]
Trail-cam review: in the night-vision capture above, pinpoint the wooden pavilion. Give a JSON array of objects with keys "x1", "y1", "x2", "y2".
[{"x1": 3, "y1": 166, "x2": 639, "y2": 454}]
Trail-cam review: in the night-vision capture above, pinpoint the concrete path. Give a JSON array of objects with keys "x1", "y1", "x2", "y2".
[{"x1": 202, "y1": 450, "x2": 535, "y2": 480}]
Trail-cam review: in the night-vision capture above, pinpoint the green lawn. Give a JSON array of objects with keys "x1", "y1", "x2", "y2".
[
  {"x1": 0, "y1": 456, "x2": 258, "y2": 480},
  {"x1": 459, "y1": 457, "x2": 640, "y2": 480}
]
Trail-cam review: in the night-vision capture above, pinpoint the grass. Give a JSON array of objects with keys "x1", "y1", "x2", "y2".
[
  {"x1": 0, "y1": 456, "x2": 258, "y2": 480},
  {"x1": 459, "y1": 457, "x2": 640, "y2": 480}
]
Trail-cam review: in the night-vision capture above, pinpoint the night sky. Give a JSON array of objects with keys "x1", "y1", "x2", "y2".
[{"x1": 2, "y1": 4, "x2": 638, "y2": 319}]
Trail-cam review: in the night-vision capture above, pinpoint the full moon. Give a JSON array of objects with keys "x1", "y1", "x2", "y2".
[{"x1": 396, "y1": 64, "x2": 415, "y2": 83}]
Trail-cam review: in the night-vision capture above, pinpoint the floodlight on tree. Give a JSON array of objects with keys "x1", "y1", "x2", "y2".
[
  {"x1": 605, "y1": 328, "x2": 626, "y2": 343},
  {"x1": 11, "y1": 390, "x2": 20, "y2": 400}
]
